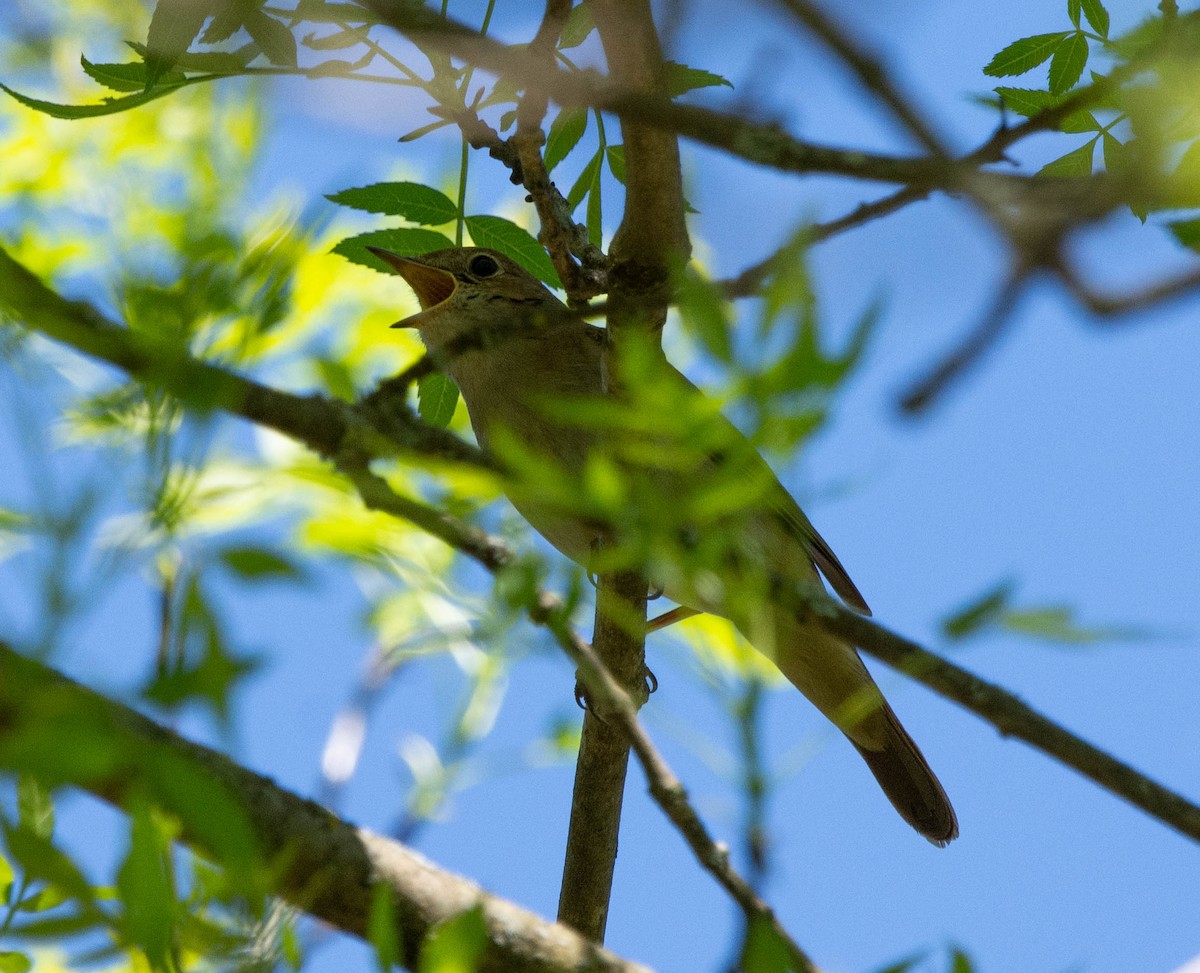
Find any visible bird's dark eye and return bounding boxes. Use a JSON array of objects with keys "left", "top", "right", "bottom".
[{"left": 469, "top": 254, "right": 500, "bottom": 278}]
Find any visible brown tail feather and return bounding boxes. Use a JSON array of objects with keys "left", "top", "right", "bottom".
[{"left": 850, "top": 703, "right": 958, "bottom": 846}]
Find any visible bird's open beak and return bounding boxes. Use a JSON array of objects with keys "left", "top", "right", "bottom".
[{"left": 366, "top": 246, "right": 456, "bottom": 328}]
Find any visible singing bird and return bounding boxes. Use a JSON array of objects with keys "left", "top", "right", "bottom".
[{"left": 368, "top": 244, "right": 957, "bottom": 845}]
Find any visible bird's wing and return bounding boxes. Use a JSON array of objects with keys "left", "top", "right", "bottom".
[{"left": 771, "top": 489, "right": 871, "bottom": 615}]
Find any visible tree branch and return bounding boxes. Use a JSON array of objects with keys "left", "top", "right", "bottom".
[
  {"left": 0, "top": 643, "right": 651, "bottom": 973},
  {"left": 796, "top": 592, "right": 1200, "bottom": 844}
]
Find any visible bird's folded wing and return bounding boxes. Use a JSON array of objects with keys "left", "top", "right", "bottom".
[{"left": 773, "top": 492, "right": 871, "bottom": 615}]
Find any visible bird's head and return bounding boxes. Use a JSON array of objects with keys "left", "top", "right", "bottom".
[{"left": 367, "top": 246, "right": 559, "bottom": 350}]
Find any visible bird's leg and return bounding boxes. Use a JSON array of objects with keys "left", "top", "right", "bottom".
[{"left": 646, "top": 605, "right": 701, "bottom": 632}]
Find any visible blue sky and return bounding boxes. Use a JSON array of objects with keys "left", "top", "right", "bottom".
[{"left": 3, "top": 1, "right": 1200, "bottom": 971}]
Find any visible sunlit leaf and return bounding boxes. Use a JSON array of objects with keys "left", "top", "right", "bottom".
[
  {"left": 463, "top": 215, "right": 561, "bottom": 288},
  {"left": 369, "top": 884, "right": 402, "bottom": 972},
  {"left": 544, "top": 108, "right": 588, "bottom": 172},
  {"left": 0, "top": 953, "right": 32, "bottom": 973},
  {"left": 983, "top": 32, "right": 1068, "bottom": 78},
  {"left": 0, "top": 853, "right": 13, "bottom": 898},
  {"left": 327, "top": 183, "right": 458, "bottom": 224},
  {"left": 419, "top": 905, "right": 487, "bottom": 973}
]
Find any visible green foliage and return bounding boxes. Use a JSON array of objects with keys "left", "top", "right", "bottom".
[
  {"left": 664, "top": 61, "right": 734, "bottom": 97},
  {"left": 419, "top": 904, "right": 487, "bottom": 973},
  {"left": 941, "top": 581, "right": 1144, "bottom": 645},
  {"left": 328, "top": 182, "right": 459, "bottom": 225},
  {"left": 462, "top": 215, "right": 561, "bottom": 287},
  {"left": 544, "top": 107, "right": 589, "bottom": 172},
  {"left": 418, "top": 372, "right": 461, "bottom": 428}
]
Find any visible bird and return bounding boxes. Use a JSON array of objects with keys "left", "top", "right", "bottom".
[{"left": 367, "top": 244, "right": 958, "bottom": 846}]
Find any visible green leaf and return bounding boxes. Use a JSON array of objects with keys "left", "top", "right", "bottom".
[
  {"left": 200, "top": 0, "right": 245, "bottom": 43},
  {"left": 303, "top": 24, "right": 370, "bottom": 49},
  {"left": 1081, "top": 0, "right": 1110, "bottom": 37},
  {"left": 0, "top": 80, "right": 198, "bottom": 120},
  {"left": 677, "top": 266, "right": 733, "bottom": 363},
  {"left": 244, "top": 10, "right": 298, "bottom": 67},
  {"left": 665, "top": 61, "right": 733, "bottom": 97},
  {"left": 544, "top": 108, "right": 588, "bottom": 172},
  {"left": 1000, "top": 607, "right": 1139, "bottom": 644},
  {"left": 559, "top": 2, "right": 595, "bottom": 49},
  {"left": 941, "top": 580, "right": 1015, "bottom": 640},
  {"left": 1068, "top": 0, "right": 1081, "bottom": 27},
  {"left": 417, "top": 373, "right": 460, "bottom": 428},
  {"left": 983, "top": 32, "right": 1068, "bottom": 77},
  {"left": 740, "top": 914, "right": 791, "bottom": 973},
  {"left": 145, "top": 0, "right": 217, "bottom": 86},
  {"left": 0, "top": 953, "right": 32, "bottom": 973},
  {"left": 17, "top": 777, "right": 54, "bottom": 840},
  {"left": 605, "top": 144, "right": 625, "bottom": 184},
  {"left": 419, "top": 905, "right": 487, "bottom": 973},
  {"left": 219, "top": 546, "right": 304, "bottom": 581},
  {"left": 0, "top": 852, "right": 14, "bottom": 897},
  {"left": 585, "top": 159, "right": 602, "bottom": 246},
  {"left": 1167, "top": 218, "right": 1200, "bottom": 251},
  {"left": 368, "top": 884, "right": 402, "bottom": 972},
  {"left": 567, "top": 149, "right": 603, "bottom": 209},
  {"left": 950, "top": 946, "right": 975, "bottom": 973},
  {"left": 326, "top": 182, "right": 458, "bottom": 224},
  {"left": 81, "top": 57, "right": 185, "bottom": 93},
  {"left": 868, "top": 953, "right": 926, "bottom": 973},
  {"left": 1059, "top": 109, "right": 1100, "bottom": 133},
  {"left": 1037, "top": 137, "right": 1096, "bottom": 177},
  {"left": 463, "top": 215, "right": 561, "bottom": 288},
  {"left": 117, "top": 801, "right": 176, "bottom": 970},
  {"left": 2, "top": 827, "right": 92, "bottom": 902},
  {"left": 994, "top": 86, "right": 1057, "bottom": 117},
  {"left": 332, "top": 228, "right": 455, "bottom": 272},
  {"left": 292, "top": 0, "right": 383, "bottom": 23},
  {"left": 1048, "top": 32, "right": 1089, "bottom": 94}
]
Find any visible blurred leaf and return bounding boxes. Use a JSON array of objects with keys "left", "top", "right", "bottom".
[
  {"left": 200, "top": 0, "right": 244, "bottom": 43},
  {"left": 218, "top": 546, "right": 304, "bottom": 581},
  {"left": 677, "top": 266, "right": 733, "bottom": 362},
  {"left": 664, "top": 61, "right": 733, "bottom": 97},
  {"left": 1167, "top": 218, "right": 1200, "bottom": 250},
  {"left": 1000, "top": 606, "right": 1139, "bottom": 644},
  {"left": 81, "top": 57, "right": 186, "bottom": 93},
  {"left": 0, "top": 954, "right": 32, "bottom": 973},
  {"left": 146, "top": 0, "right": 218, "bottom": 86},
  {"left": 544, "top": 108, "right": 588, "bottom": 172},
  {"left": 303, "top": 24, "right": 370, "bottom": 49},
  {"left": 1081, "top": 0, "right": 1110, "bottom": 37},
  {"left": 244, "top": 10, "right": 298, "bottom": 67},
  {"left": 17, "top": 777, "right": 54, "bottom": 840},
  {"left": 2, "top": 827, "right": 93, "bottom": 903},
  {"left": 292, "top": 0, "right": 382, "bottom": 23},
  {"left": 333, "top": 229, "right": 456, "bottom": 272},
  {"left": 369, "top": 883, "right": 402, "bottom": 972},
  {"left": 0, "top": 852, "right": 13, "bottom": 897},
  {"left": 558, "top": 2, "right": 595, "bottom": 48},
  {"left": 950, "top": 947, "right": 975, "bottom": 973},
  {"left": 17, "top": 884, "right": 69, "bottom": 913},
  {"left": 327, "top": 183, "right": 458, "bottom": 224},
  {"left": 1038, "top": 138, "right": 1096, "bottom": 176},
  {"left": 116, "top": 801, "right": 176, "bottom": 969},
  {"left": 419, "top": 905, "right": 487, "bottom": 973},
  {"left": 463, "top": 215, "right": 561, "bottom": 288},
  {"left": 1049, "top": 32, "right": 1089, "bottom": 94},
  {"left": 869, "top": 952, "right": 927, "bottom": 973},
  {"left": 418, "top": 373, "right": 460, "bottom": 428},
  {"left": 984, "top": 32, "right": 1068, "bottom": 77},
  {"left": 942, "top": 580, "right": 1015, "bottom": 640},
  {"left": 740, "top": 913, "right": 791, "bottom": 973}
]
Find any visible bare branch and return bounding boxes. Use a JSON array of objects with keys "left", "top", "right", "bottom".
[
  {"left": 798, "top": 592, "right": 1200, "bottom": 844},
  {"left": 0, "top": 643, "right": 651, "bottom": 973}
]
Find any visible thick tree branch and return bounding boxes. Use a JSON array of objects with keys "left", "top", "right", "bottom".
[{"left": 0, "top": 643, "right": 650, "bottom": 973}]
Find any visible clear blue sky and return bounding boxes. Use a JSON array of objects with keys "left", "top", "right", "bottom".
[{"left": 3, "top": 1, "right": 1199, "bottom": 972}]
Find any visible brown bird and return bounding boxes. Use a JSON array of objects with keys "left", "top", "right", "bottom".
[{"left": 369, "top": 244, "right": 957, "bottom": 845}]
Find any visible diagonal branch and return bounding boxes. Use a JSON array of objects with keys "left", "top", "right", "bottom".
[{"left": 0, "top": 643, "right": 650, "bottom": 973}]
